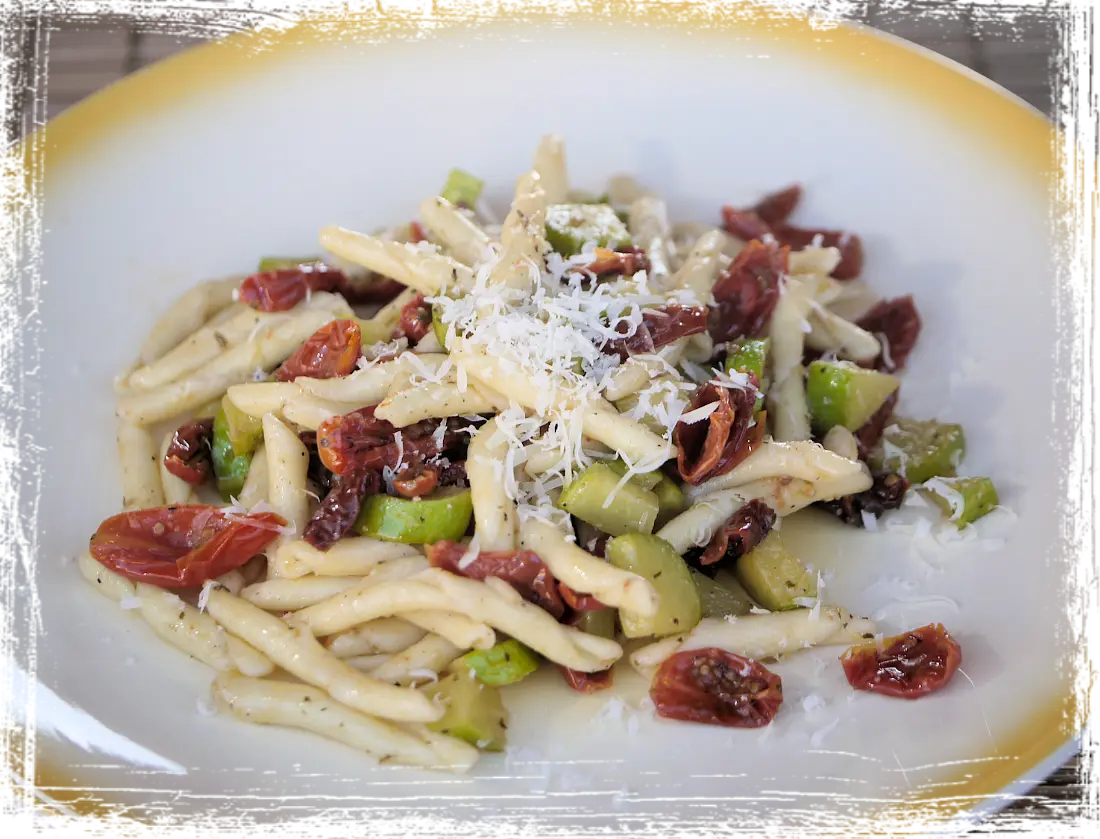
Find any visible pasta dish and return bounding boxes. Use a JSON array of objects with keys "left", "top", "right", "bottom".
[{"left": 79, "top": 135, "right": 998, "bottom": 771}]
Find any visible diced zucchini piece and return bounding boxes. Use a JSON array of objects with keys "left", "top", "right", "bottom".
[
  {"left": 221, "top": 394, "right": 263, "bottom": 457},
  {"left": 358, "top": 318, "right": 396, "bottom": 346},
  {"left": 211, "top": 404, "right": 252, "bottom": 501},
  {"left": 556, "top": 463, "right": 659, "bottom": 537},
  {"left": 355, "top": 488, "right": 473, "bottom": 544},
  {"left": 440, "top": 169, "right": 484, "bottom": 208},
  {"left": 257, "top": 256, "right": 319, "bottom": 272},
  {"left": 713, "top": 570, "right": 761, "bottom": 614},
  {"left": 605, "top": 458, "right": 662, "bottom": 491},
  {"left": 652, "top": 474, "right": 686, "bottom": 529},
  {"left": 605, "top": 533, "right": 701, "bottom": 638},
  {"left": 725, "top": 337, "right": 770, "bottom": 387},
  {"left": 923, "top": 476, "right": 999, "bottom": 528},
  {"left": 423, "top": 671, "right": 507, "bottom": 751},
  {"left": 734, "top": 532, "right": 817, "bottom": 611},
  {"left": 692, "top": 570, "right": 753, "bottom": 619},
  {"left": 806, "top": 360, "right": 900, "bottom": 433},
  {"left": 870, "top": 418, "right": 966, "bottom": 484},
  {"left": 545, "top": 204, "right": 631, "bottom": 257},
  {"left": 573, "top": 608, "right": 617, "bottom": 639},
  {"left": 452, "top": 640, "right": 540, "bottom": 686}
]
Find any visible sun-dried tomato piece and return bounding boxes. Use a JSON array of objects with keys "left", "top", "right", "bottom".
[
  {"left": 559, "top": 583, "right": 609, "bottom": 612},
  {"left": 585, "top": 245, "right": 651, "bottom": 279},
  {"left": 857, "top": 295, "right": 922, "bottom": 373},
  {"left": 275, "top": 319, "right": 362, "bottom": 382},
  {"left": 720, "top": 206, "right": 773, "bottom": 243},
  {"left": 303, "top": 468, "right": 380, "bottom": 551},
  {"left": 426, "top": 540, "right": 565, "bottom": 619},
  {"left": 817, "top": 472, "right": 909, "bottom": 527},
  {"left": 606, "top": 304, "right": 709, "bottom": 360},
  {"left": 841, "top": 623, "right": 962, "bottom": 699},
  {"left": 559, "top": 665, "right": 614, "bottom": 693},
  {"left": 238, "top": 264, "right": 345, "bottom": 312},
  {"left": 163, "top": 418, "right": 214, "bottom": 486},
  {"left": 317, "top": 408, "right": 465, "bottom": 477},
  {"left": 674, "top": 382, "right": 764, "bottom": 485},
  {"left": 299, "top": 430, "right": 334, "bottom": 492},
  {"left": 721, "top": 191, "right": 862, "bottom": 280},
  {"left": 853, "top": 390, "right": 899, "bottom": 458},
  {"left": 651, "top": 647, "right": 783, "bottom": 727},
  {"left": 436, "top": 460, "right": 468, "bottom": 488},
  {"left": 393, "top": 462, "right": 441, "bottom": 499},
  {"left": 753, "top": 184, "right": 803, "bottom": 227},
  {"left": 708, "top": 239, "right": 787, "bottom": 343},
  {"left": 773, "top": 225, "right": 864, "bottom": 280},
  {"left": 90, "top": 506, "right": 285, "bottom": 588},
  {"left": 396, "top": 294, "right": 433, "bottom": 343},
  {"left": 699, "top": 500, "right": 776, "bottom": 567}
]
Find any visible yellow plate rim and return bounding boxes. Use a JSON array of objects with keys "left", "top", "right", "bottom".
[{"left": 16, "top": 1, "right": 1073, "bottom": 830}]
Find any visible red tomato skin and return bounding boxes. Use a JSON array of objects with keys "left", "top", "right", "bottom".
[
  {"left": 275, "top": 319, "right": 362, "bottom": 382},
  {"left": 840, "top": 623, "right": 962, "bottom": 699},
  {"left": 238, "top": 265, "right": 344, "bottom": 312},
  {"left": 89, "top": 506, "right": 285, "bottom": 588},
  {"left": 650, "top": 647, "right": 783, "bottom": 728},
  {"left": 559, "top": 666, "right": 614, "bottom": 693}
]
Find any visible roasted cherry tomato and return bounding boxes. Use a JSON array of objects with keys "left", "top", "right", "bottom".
[
  {"left": 397, "top": 294, "right": 433, "bottom": 342},
  {"left": 238, "top": 264, "right": 345, "bottom": 312},
  {"left": 275, "top": 319, "right": 362, "bottom": 382},
  {"left": 840, "top": 623, "right": 961, "bottom": 699},
  {"left": 89, "top": 505, "right": 285, "bottom": 588},
  {"left": 856, "top": 295, "right": 922, "bottom": 373},
  {"left": 559, "top": 666, "right": 614, "bottom": 693},
  {"left": 674, "top": 382, "right": 764, "bottom": 485},
  {"left": 708, "top": 239, "right": 786, "bottom": 343},
  {"left": 650, "top": 647, "right": 783, "bottom": 727}
]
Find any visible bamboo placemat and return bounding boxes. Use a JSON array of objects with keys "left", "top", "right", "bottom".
[{"left": 0, "top": 1, "right": 1095, "bottom": 839}]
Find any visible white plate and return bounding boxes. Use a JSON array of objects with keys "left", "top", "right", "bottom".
[{"left": 18, "top": 7, "right": 1074, "bottom": 832}]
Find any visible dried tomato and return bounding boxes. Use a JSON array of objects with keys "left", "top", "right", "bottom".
[
  {"left": 651, "top": 647, "right": 783, "bottom": 727},
  {"left": 774, "top": 225, "right": 864, "bottom": 280},
  {"left": 856, "top": 296, "right": 922, "bottom": 373},
  {"left": 606, "top": 304, "right": 709, "bottom": 360},
  {"left": 163, "top": 418, "right": 214, "bottom": 486},
  {"left": 317, "top": 408, "right": 464, "bottom": 477},
  {"left": 396, "top": 294, "right": 433, "bottom": 343},
  {"left": 559, "top": 666, "right": 614, "bottom": 693},
  {"left": 817, "top": 472, "right": 909, "bottom": 527},
  {"left": 841, "top": 623, "right": 961, "bottom": 699},
  {"left": 708, "top": 239, "right": 787, "bottom": 343},
  {"left": 752, "top": 184, "right": 802, "bottom": 227},
  {"left": 303, "top": 468, "right": 380, "bottom": 551},
  {"left": 721, "top": 190, "right": 862, "bottom": 280},
  {"left": 436, "top": 460, "right": 469, "bottom": 488},
  {"left": 699, "top": 500, "right": 776, "bottom": 567},
  {"left": 426, "top": 540, "right": 565, "bottom": 619},
  {"left": 560, "top": 583, "right": 609, "bottom": 612},
  {"left": 852, "top": 390, "right": 899, "bottom": 458},
  {"left": 89, "top": 505, "right": 285, "bottom": 588},
  {"left": 720, "top": 206, "right": 773, "bottom": 243},
  {"left": 299, "top": 430, "right": 333, "bottom": 491},
  {"left": 275, "top": 319, "right": 362, "bottom": 382},
  {"left": 238, "top": 264, "right": 345, "bottom": 312},
  {"left": 584, "top": 246, "right": 651, "bottom": 279},
  {"left": 392, "top": 462, "right": 440, "bottom": 499},
  {"left": 674, "top": 382, "right": 764, "bottom": 485}
]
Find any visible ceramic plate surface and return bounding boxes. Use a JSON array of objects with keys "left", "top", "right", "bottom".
[{"left": 20, "top": 7, "right": 1074, "bottom": 832}]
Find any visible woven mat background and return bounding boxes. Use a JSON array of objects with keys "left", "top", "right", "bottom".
[{"left": 0, "top": 0, "right": 1095, "bottom": 835}]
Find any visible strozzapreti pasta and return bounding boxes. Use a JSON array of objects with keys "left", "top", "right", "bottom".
[{"left": 80, "top": 135, "right": 995, "bottom": 772}]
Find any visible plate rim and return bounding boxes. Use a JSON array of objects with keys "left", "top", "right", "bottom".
[{"left": 17, "top": 2, "right": 1074, "bottom": 830}]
